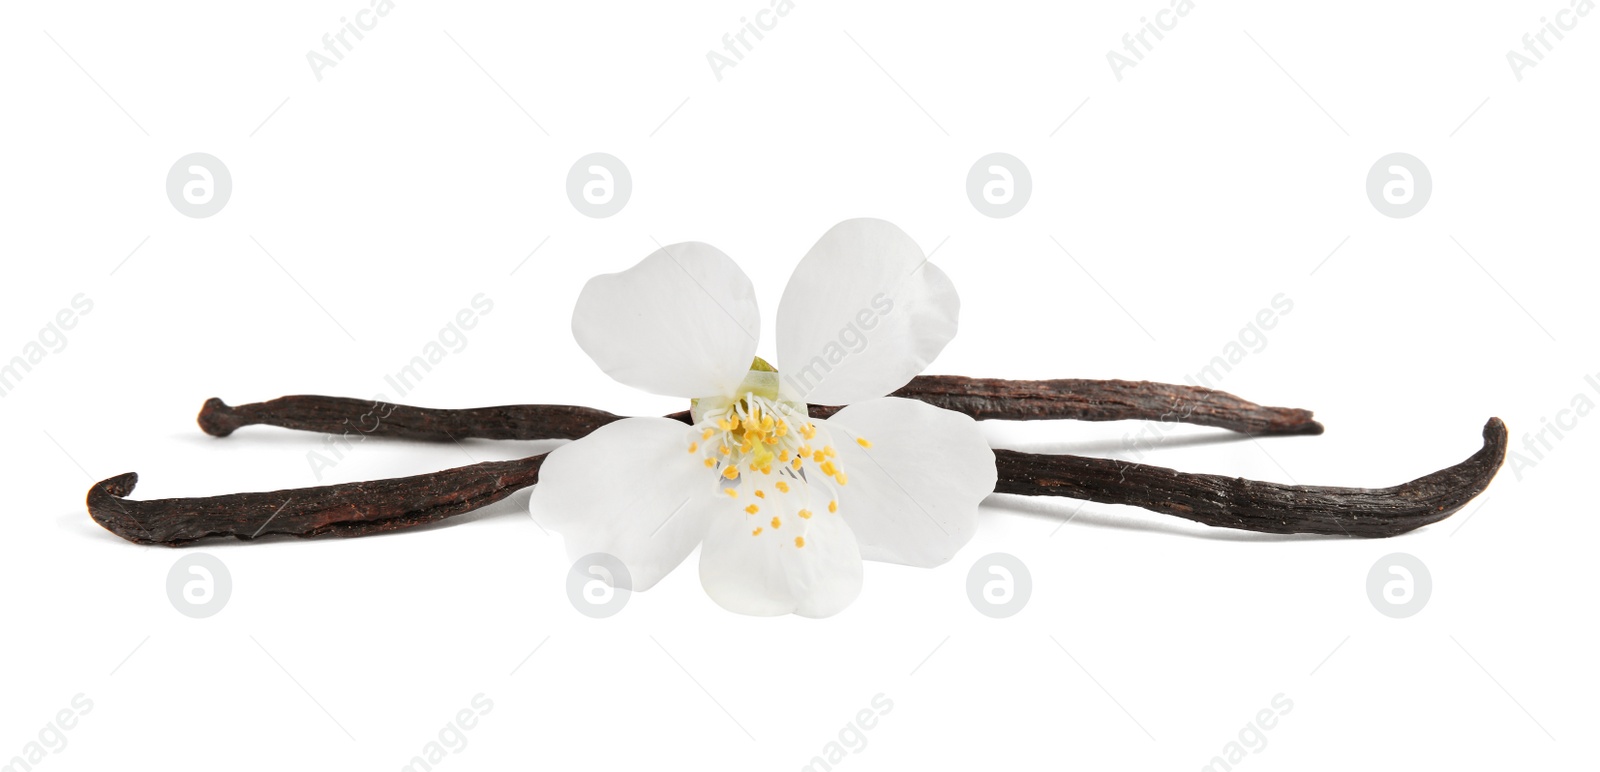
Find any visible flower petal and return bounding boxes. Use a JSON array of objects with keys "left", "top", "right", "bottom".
[
  {"left": 528, "top": 417, "right": 717, "bottom": 591},
  {"left": 822, "top": 397, "right": 996, "bottom": 567},
  {"left": 775, "top": 218, "right": 958, "bottom": 405},
  {"left": 573, "top": 242, "right": 760, "bottom": 399},
  {"left": 698, "top": 481, "right": 863, "bottom": 617}
]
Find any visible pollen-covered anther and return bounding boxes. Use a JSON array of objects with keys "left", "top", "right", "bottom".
[
  {"left": 794, "top": 536, "right": 805, "bottom": 548},
  {"left": 770, "top": 516, "right": 781, "bottom": 529},
  {"left": 745, "top": 504, "right": 760, "bottom": 515},
  {"left": 856, "top": 437, "right": 872, "bottom": 448},
  {"left": 828, "top": 500, "right": 838, "bottom": 513},
  {"left": 798, "top": 509, "right": 812, "bottom": 519}
]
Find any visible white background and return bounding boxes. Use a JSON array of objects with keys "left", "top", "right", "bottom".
[{"left": 2, "top": 1, "right": 1596, "bottom": 769}]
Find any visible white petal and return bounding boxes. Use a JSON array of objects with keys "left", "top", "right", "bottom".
[
  {"left": 573, "top": 242, "right": 760, "bottom": 399},
  {"left": 775, "top": 218, "right": 959, "bottom": 405},
  {"left": 698, "top": 480, "right": 863, "bottom": 618},
  {"left": 822, "top": 397, "right": 996, "bottom": 567},
  {"left": 528, "top": 417, "right": 718, "bottom": 591}
]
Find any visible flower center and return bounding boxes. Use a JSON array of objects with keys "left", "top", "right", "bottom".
[{"left": 686, "top": 363, "right": 864, "bottom": 547}]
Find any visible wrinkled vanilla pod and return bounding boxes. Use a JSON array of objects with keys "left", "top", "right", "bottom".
[
  {"left": 197, "top": 376, "right": 1323, "bottom": 441},
  {"left": 88, "top": 456, "right": 545, "bottom": 546},
  {"left": 993, "top": 418, "right": 1507, "bottom": 538},
  {"left": 88, "top": 394, "right": 1503, "bottom": 544}
]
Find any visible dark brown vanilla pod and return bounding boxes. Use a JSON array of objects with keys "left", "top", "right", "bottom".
[
  {"left": 196, "top": 376, "right": 1322, "bottom": 442},
  {"left": 199, "top": 396, "right": 623, "bottom": 441},
  {"left": 86, "top": 419, "right": 1503, "bottom": 546},
  {"left": 993, "top": 418, "right": 1506, "bottom": 538},
  {"left": 880, "top": 376, "right": 1323, "bottom": 435},
  {"left": 88, "top": 455, "right": 545, "bottom": 546}
]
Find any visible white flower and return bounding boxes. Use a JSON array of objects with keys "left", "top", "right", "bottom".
[{"left": 529, "top": 218, "right": 997, "bottom": 617}]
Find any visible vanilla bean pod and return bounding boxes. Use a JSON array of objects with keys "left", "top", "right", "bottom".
[
  {"left": 994, "top": 419, "right": 1507, "bottom": 537},
  {"left": 88, "top": 456, "right": 545, "bottom": 546},
  {"left": 199, "top": 396, "right": 621, "bottom": 441},
  {"left": 86, "top": 418, "right": 1502, "bottom": 545},
  {"left": 196, "top": 376, "right": 1322, "bottom": 441}
]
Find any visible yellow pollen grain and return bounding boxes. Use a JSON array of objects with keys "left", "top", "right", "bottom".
[
  {"left": 725, "top": 488, "right": 739, "bottom": 498},
  {"left": 813, "top": 451, "right": 826, "bottom": 463},
  {"left": 704, "top": 458, "right": 716, "bottom": 468},
  {"left": 770, "top": 516, "right": 781, "bottom": 529},
  {"left": 856, "top": 437, "right": 872, "bottom": 448},
  {"left": 745, "top": 504, "right": 760, "bottom": 515},
  {"left": 794, "top": 536, "right": 805, "bottom": 548},
  {"left": 836, "top": 472, "right": 848, "bottom": 486},
  {"left": 798, "top": 509, "right": 812, "bottom": 519},
  {"left": 718, "top": 418, "right": 732, "bottom": 431},
  {"left": 775, "top": 481, "right": 790, "bottom": 493},
  {"left": 754, "top": 490, "right": 766, "bottom": 499},
  {"left": 828, "top": 500, "right": 838, "bottom": 513},
  {"left": 688, "top": 442, "right": 698, "bottom": 453},
  {"left": 722, "top": 465, "right": 740, "bottom": 480},
  {"left": 719, "top": 445, "right": 731, "bottom": 455},
  {"left": 752, "top": 527, "right": 762, "bottom": 536},
  {"left": 791, "top": 458, "right": 803, "bottom": 470},
  {"left": 702, "top": 428, "right": 715, "bottom": 440},
  {"left": 824, "top": 445, "right": 836, "bottom": 458}
]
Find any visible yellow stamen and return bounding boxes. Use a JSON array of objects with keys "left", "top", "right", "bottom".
[
  {"left": 725, "top": 488, "right": 739, "bottom": 498},
  {"left": 824, "top": 445, "right": 836, "bottom": 458},
  {"left": 702, "top": 428, "right": 715, "bottom": 440},
  {"left": 722, "top": 465, "right": 740, "bottom": 480},
  {"left": 794, "top": 536, "right": 805, "bottom": 548},
  {"left": 828, "top": 500, "right": 838, "bottom": 513},
  {"left": 798, "top": 509, "right": 812, "bottom": 519},
  {"left": 752, "top": 527, "right": 762, "bottom": 536},
  {"left": 775, "top": 481, "right": 790, "bottom": 493},
  {"left": 770, "top": 516, "right": 781, "bottom": 529},
  {"left": 688, "top": 442, "right": 698, "bottom": 453},
  {"left": 754, "top": 490, "right": 765, "bottom": 499},
  {"left": 704, "top": 458, "right": 716, "bottom": 468},
  {"left": 745, "top": 504, "right": 760, "bottom": 515},
  {"left": 856, "top": 437, "right": 872, "bottom": 448},
  {"left": 835, "top": 472, "right": 848, "bottom": 486}
]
